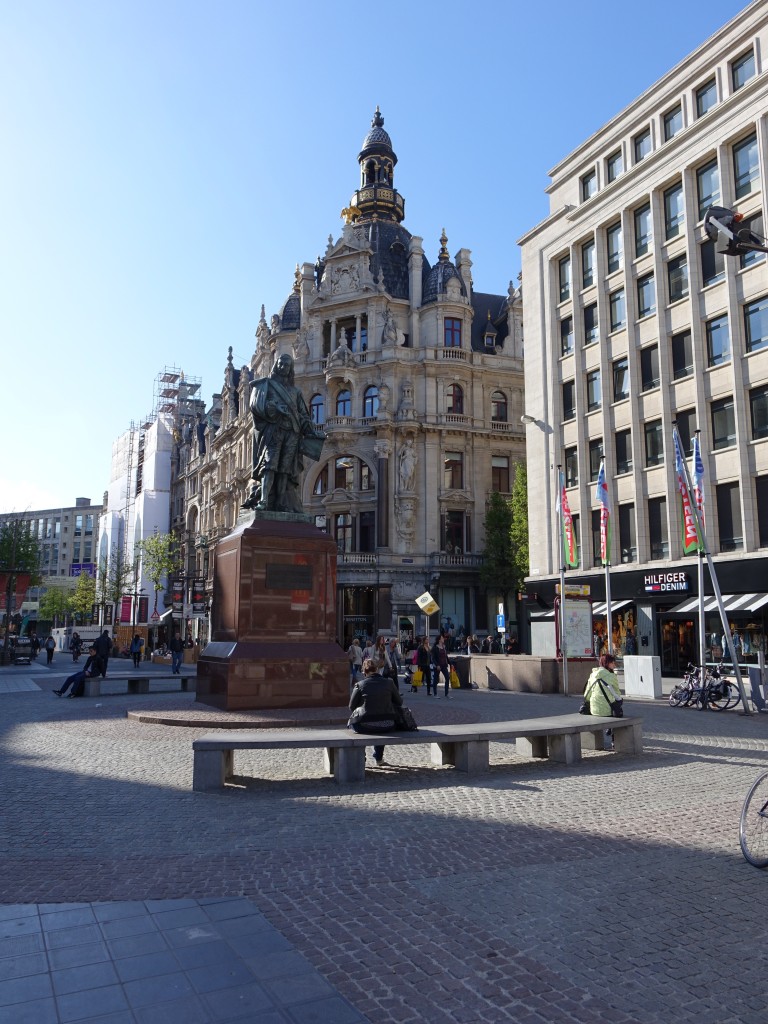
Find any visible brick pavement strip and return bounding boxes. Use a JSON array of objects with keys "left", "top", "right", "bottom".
[{"left": 1, "top": 680, "right": 768, "bottom": 1022}]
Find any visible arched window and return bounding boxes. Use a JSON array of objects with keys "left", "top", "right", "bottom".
[
  {"left": 313, "top": 465, "right": 328, "bottom": 495},
  {"left": 491, "top": 390, "right": 508, "bottom": 422},
  {"left": 363, "top": 386, "right": 379, "bottom": 418},
  {"left": 447, "top": 383, "right": 464, "bottom": 415},
  {"left": 336, "top": 390, "right": 351, "bottom": 417},
  {"left": 310, "top": 394, "right": 325, "bottom": 425}
]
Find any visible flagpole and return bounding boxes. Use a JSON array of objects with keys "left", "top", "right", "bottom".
[
  {"left": 695, "top": 431, "right": 706, "bottom": 674},
  {"left": 597, "top": 459, "right": 613, "bottom": 656},
  {"left": 556, "top": 463, "right": 569, "bottom": 697},
  {"left": 674, "top": 427, "right": 750, "bottom": 714}
]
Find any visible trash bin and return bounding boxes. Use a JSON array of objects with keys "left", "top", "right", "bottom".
[
  {"left": 448, "top": 655, "right": 471, "bottom": 689},
  {"left": 623, "top": 656, "right": 662, "bottom": 698}
]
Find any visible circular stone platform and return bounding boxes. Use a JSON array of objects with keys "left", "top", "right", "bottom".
[{"left": 127, "top": 701, "right": 350, "bottom": 729}]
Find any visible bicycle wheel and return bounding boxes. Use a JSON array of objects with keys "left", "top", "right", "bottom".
[
  {"left": 740, "top": 771, "right": 768, "bottom": 867},
  {"left": 708, "top": 684, "right": 729, "bottom": 710},
  {"left": 669, "top": 686, "right": 687, "bottom": 707}
]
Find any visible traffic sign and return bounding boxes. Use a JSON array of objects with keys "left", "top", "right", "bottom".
[{"left": 415, "top": 591, "right": 440, "bottom": 615}]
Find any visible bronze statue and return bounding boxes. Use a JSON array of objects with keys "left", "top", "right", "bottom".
[{"left": 244, "top": 353, "right": 324, "bottom": 514}]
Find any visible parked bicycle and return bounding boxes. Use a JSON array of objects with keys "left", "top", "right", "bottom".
[
  {"left": 668, "top": 662, "right": 739, "bottom": 711},
  {"left": 740, "top": 770, "right": 768, "bottom": 867}
]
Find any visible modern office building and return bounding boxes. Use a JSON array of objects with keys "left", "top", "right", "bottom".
[
  {"left": 519, "top": 1, "right": 768, "bottom": 672},
  {"left": 176, "top": 109, "right": 525, "bottom": 647}
]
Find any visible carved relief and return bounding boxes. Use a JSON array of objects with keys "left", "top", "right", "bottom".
[
  {"left": 395, "top": 497, "right": 417, "bottom": 552},
  {"left": 331, "top": 265, "right": 360, "bottom": 294}
]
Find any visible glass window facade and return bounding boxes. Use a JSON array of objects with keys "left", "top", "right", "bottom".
[
  {"left": 336, "top": 390, "right": 351, "bottom": 416},
  {"left": 444, "top": 317, "right": 462, "bottom": 347},
  {"left": 675, "top": 408, "right": 696, "bottom": 456},
  {"left": 559, "top": 256, "right": 571, "bottom": 301},
  {"left": 588, "top": 439, "right": 603, "bottom": 482},
  {"left": 586, "top": 370, "right": 601, "bottom": 411},
  {"left": 645, "top": 420, "right": 664, "bottom": 466},
  {"left": 740, "top": 212, "right": 765, "bottom": 270},
  {"left": 745, "top": 296, "right": 768, "bottom": 354},
  {"left": 581, "top": 170, "right": 597, "bottom": 201},
  {"left": 491, "top": 391, "right": 507, "bottom": 422},
  {"left": 637, "top": 274, "right": 656, "bottom": 318},
  {"left": 716, "top": 482, "right": 742, "bottom": 551},
  {"left": 696, "top": 159, "right": 720, "bottom": 219},
  {"left": 443, "top": 452, "right": 464, "bottom": 489},
  {"left": 732, "top": 49, "right": 755, "bottom": 91},
  {"left": 582, "top": 240, "right": 595, "bottom": 288},
  {"left": 701, "top": 239, "right": 725, "bottom": 287},
  {"left": 634, "top": 128, "right": 651, "bottom": 163},
  {"left": 640, "top": 345, "right": 660, "bottom": 391},
  {"left": 610, "top": 289, "right": 626, "bottom": 331},
  {"left": 562, "top": 380, "right": 575, "bottom": 421},
  {"left": 664, "top": 105, "right": 683, "bottom": 140},
  {"left": 616, "top": 429, "right": 632, "bottom": 474},
  {"left": 584, "top": 303, "right": 598, "bottom": 345},
  {"left": 750, "top": 385, "right": 768, "bottom": 440},
  {"left": 634, "top": 203, "right": 651, "bottom": 257},
  {"left": 734, "top": 134, "right": 759, "bottom": 199},
  {"left": 560, "top": 316, "right": 574, "bottom": 355},
  {"left": 706, "top": 315, "right": 730, "bottom": 366},
  {"left": 619, "top": 504, "right": 636, "bottom": 563},
  {"left": 649, "top": 497, "right": 669, "bottom": 558},
  {"left": 363, "top": 386, "right": 379, "bottom": 418},
  {"left": 711, "top": 397, "right": 736, "bottom": 450},
  {"left": 613, "top": 358, "right": 629, "bottom": 402},
  {"left": 607, "top": 222, "right": 623, "bottom": 273},
  {"left": 565, "top": 447, "right": 578, "bottom": 487},
  {"left": 664, "top": 183, "right": 684, "bottom": 239},
  {"left": 491, "top": 456, "right": 510, "bottom": 493},
  {"left": 696, "top": 78, "right": 717, "bottom": 117},
  {"left": 607, "top": 150, "right": 623, "bottom": 183},
  {"left": 668, "top": 255, "right": 688, "bottom": 303}
]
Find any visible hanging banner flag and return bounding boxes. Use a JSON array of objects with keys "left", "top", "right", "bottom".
[
  {"left": 672, "top": 428, "right": 700, "bottom": 554},
  {"left": 691, "top": 435, "right": 706, "bottom": 543},
  {"left": 556, "top": 471, "right": 578, "bottom": 567},
  {"left": 594, "top": 460, "right": 612, "bottom": 565}
]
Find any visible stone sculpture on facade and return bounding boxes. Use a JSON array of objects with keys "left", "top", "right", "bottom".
[
  {"left": 243, "top": 353, "right": 324, "bottom": 514},
  {"left": 381, "top": 305, "right": 398, "bottom": 345},
  {"left": 398, "top": 438, "right": 417, "bottom": 492}
]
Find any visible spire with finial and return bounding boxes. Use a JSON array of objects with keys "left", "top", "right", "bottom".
[
  {"left": 351, "top": 107, "right": 404, "bottom": 223},
  {"left": 438, "top": 228, "right": 450, "bottom": 262},
  {"left": 293, "top": 264, "right": 301, "bottom": 292}
]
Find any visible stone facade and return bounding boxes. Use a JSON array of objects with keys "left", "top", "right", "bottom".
[{"left": 175, "top": 109, "right": 524, "bottom": 647}]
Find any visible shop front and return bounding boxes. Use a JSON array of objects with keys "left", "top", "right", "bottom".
[{"left": 662, "top": 593, "right": 768, "bottom": 670}]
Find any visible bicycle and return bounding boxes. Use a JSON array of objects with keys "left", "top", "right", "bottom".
[
  {"left": 668, "top": 662, "right": 738, "bottom": 711},
  {"left": 740, "top": 770, "right": 768, "bottom": 867}
]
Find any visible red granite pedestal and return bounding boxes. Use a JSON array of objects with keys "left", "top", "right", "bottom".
[{"left": 196, "top": 514, "right": 348, "bottom": 711}]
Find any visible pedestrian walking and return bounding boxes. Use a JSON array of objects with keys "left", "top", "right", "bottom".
[
  {"left": 417, "top": 635, "right": 433, "bottom": 695},
  {"left": 129, "top": 634, "right": 143, "bottom": 668},
  {"left": 347, "top": 637, "right": 363, "bottom": 685},
  {"left": 44, "top": 635, "right": 56, "bottom": 665},
  {"left": 431, "top": 634, "right": 452, "bottom": 698},
  {"left": 169, "top": 631, "right": 184, "bottom": 675},
  {"left": 93, "top": 630, "right": 112, "bottom": 677}
]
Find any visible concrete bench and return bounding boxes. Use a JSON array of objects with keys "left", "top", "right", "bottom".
[
  {"left": 82, "top": 675, "right": 194, "bottom": 697},
  {"left": 192, "top": 713, "right": 642, "bottom": 791}
]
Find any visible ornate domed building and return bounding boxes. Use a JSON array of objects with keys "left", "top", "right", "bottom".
[{"left": 176, "top": 108, "right": 525, "bottom": 646}]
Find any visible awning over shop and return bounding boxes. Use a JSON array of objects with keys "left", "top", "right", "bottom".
[
  {"left": 591, "top": 600, "right": 633, "bottom": 616},
  {"left": 666, "top": 593, "right": 768, "bottom": 615}
]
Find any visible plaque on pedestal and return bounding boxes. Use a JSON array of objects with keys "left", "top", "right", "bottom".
[{"left": 196, "top": 514, "right": 348, "bottom": 710}]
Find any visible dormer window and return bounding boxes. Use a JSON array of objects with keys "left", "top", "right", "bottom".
[{"left": 484, "top": 311, "right": 498, "bottom": 349}]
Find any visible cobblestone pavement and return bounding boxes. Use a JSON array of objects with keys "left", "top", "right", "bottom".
[{"left": 1, "top": 666, "right": 767, "bottom": 1022}]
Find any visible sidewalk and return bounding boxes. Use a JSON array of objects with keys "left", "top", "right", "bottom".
[{"left": 1, "top": 674, "right": 768, "bottom": 1022}]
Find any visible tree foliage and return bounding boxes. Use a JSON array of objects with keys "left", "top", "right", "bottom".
[
  {"left": 508, "top": 461, "right": 529, "bottom": 595},
  {"left": 70, "top": 571, "right": 97, "bottom": 623},
  {"left": 0, "top": 519, "right": 41, "bottom": 579},
  {"left": 38, "top": 582, "right": 75, "bottom": 627},
  {"left": 480, "top": 462, "right": 530, "bottom": 620},
  {"left": 140, "top": 533, "right": 179, "bottom": 610}
]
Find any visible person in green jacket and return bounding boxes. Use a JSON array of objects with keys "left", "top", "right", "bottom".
[{"left": 583, "top": 653, "right": 622, "bottom": 716}]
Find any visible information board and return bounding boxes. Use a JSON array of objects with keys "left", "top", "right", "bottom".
[{"left": 555, "top": 597, "right": 593, "bottom": 657}]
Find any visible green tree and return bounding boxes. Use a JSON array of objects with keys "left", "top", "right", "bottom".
[
  {"left": 96, "top": 548, "right": 133, "bottom": 625},
  {"left": 70, "top": 571, "right": 97, "bottom": 624},
  {"left": 0, "top": 518, "right": 41, "bottom": 661},
  {"left": 509, "top": 461, "right": 529, "bottom": 595},
  {"left": 38, "top": 581, "right": 75, "bottom": 628},
  {"left": 140, "top": 533, "right": 179, "bottom": 614},
  {"left": 480, "top": 491, "right": 515, "bottom": 628}
]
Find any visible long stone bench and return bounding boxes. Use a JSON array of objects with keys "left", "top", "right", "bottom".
[
  {"left": 82, "top": 675, "right": 195, "bottom": 697},
  {"left": 192, "top": 713, "right": 642, "bottom": 791}
]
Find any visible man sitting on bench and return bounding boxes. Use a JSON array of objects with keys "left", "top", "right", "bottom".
[
  {"left": 348, "top": 658, "right": 403, "bottom": 767},
  {"left": 54, "top": 646, "right": 104, "bottom": 698}
]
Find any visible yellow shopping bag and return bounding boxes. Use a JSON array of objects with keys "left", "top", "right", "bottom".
[
  {"left": 449, "top": 668, "right": 460, "bottom": 689},
  {"left": 411, "top": 669, "right": 423, "bottom": 686}
]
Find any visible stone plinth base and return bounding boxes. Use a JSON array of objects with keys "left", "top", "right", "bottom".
[
  {"left": 470, "top": 655, "right": 594, "bottom": 695},
  {"left": 196, "top": 516, "right": 348, "bottom": 711}
]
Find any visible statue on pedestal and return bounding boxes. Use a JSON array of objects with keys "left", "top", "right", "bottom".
[{"left": 243, "top": 353, "right": 324, "bottom": 514}]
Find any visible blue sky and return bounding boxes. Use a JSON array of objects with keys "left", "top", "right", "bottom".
[{"left": 0, "top": 0, "right": 749, "bottom": 513}]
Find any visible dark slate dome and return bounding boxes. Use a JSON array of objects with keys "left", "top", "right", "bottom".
[
  {"left": 359, "top": 106, "right": 396, "bottom": 162},
  {"left": 280, "top": 291, "right": 301, "bottom": 331},
  {"left": 422, "top": 230, "right": 467, "bottom": 304},
  {"left": 366, "top": 220, "right": 431, "bottom": 300}
]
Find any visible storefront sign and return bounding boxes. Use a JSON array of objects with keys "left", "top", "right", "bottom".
[
  {"left": 557, "top": 584, "right": 591, "bottom": 597},
  {"left": 644, "top": 572, "right": 689, "bottom": 593}
]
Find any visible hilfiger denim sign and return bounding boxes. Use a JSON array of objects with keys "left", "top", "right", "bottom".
[{"left": 644, "top": 572, "right": 689, "bottom": 593}]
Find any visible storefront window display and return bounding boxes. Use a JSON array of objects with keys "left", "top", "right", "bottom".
[{"left": 592, "top": 606, "right": 637, "bottom": 659}]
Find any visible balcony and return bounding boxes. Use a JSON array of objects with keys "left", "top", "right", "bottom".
[
  {"left": 438, "top": 348, "right": 468, "bottom": 361},
  {"left": 491, "top": 421, "right": 513, "bottom": 433},
  {"left": 324, "top": 416, "right": 357, "bottom": 430},
  {"left": 435, "top": 552, "right": 483, "bottom": 568},
  {"left": 338, "top": 552, "right": 378, "bottom": 566}
]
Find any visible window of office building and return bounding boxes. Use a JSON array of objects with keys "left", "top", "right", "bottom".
[
  {"left": 675, "top": 408, "right": 696, "bottom": 456},
  {"left": 441, "top": 510, "right": 468, "bottom": 554},
  {"left": 491, "top": 456, "right": 510, "bottom": 494},
  {"left": 607, "top": 222, "right": 623, "bottom": 273},
  {"left": 560, "top": 316, "right": 574, "bottom": 355},
  {"left": 336, "top": 390, "right": 351, "bottom": 416},
  {"left": 645, "top": 420, "right": 664, "bottom": 466},
  {"left": 582, "top": 239, "right": 595, "bottom": 288},
  {"left": 610, "top": 289, "right": 626, "bottom": 331},
  {"left": 745, "top": 296, "right": 768, "bottom": 353},
  {"left": 619, "top": 504, "right": 637, "bottom": 562},
  {"left": 587, "top": 369, "right": 601, "bottom": 411},
  {"left": 74, "top": 515, "right": 83, "bottom": 537},
  {"left": 613, "top": 357, "right": 629, "bottom": 401},
  {"left": 734, "top": 134, "right": 759, "bottom": 199},
  {"left": 732, "top": 49, "right": 755, "bottom": 91},
  {"left": 363, "top": 386, "right": 379, "bottom": 419},
  {"left": 559, "top": 256, "right": 571, "bottom": 301},
  {"left": 562, "top": 380, "right": 575, "bottom": 421},
  {"left": 711, "top": 397, "right": 736, "bottom": 450},
  {"left": 565, "top": 446, "right": 578, "bottom": 487},
  {"left": 664, "top": 105, "right": 683, "bottom": 141},
  {"left": 444, "top": 451, "right": 464, "bottom": 489},
  {"left": 444, "top": 317, "right": 462, "bottom": 347},
  {"left": 641, "top": 345, "right": 660, "bottom": 391},
  {"left": 634, "top": 203, "right": 651, "bottom": 257},
  {"left": 616, "top": 429, "right": 632, "bottom": 474},
  {"left": 648, "top": 497, "right": 669, "bottom": 558},
  {"left": 668, "top": 255, "right": 689, "bottom": 302},
  {"left": 706, "top": 315, "right": 730, "bottom": 366},
  {"left": 334, "top": 513, "right": 353, "bottom": 553},
  {"left": 701, "top": 239, "right": 725, "bottom": 287},
  {"left": 664, "top": 182, "right": 685, "bottom": 239},
  {"left": 584, "top": 303, "right": 598, "bottom": 345},
  {"left": 634, "top": 128, "right": 652, "bottom": 163},
  {"left": 447, "top": 383, "right": 464, "bottom": 415},
  {"left": 716, "top": 482, "right": 742, "bottom": 551},
  {"left": 757, "top": 476, "right": 768, "bottom": 547},
  {"left": 740, "top": 212, "right": 765, "bottom": 270},
  {"left": 697, "top": 159, "right": 720, "bottom": 218},
  {"left": 750, "top": 385, "right": 768, "bottom": 440},
  {"left": 491, "top": 391, "right": 507, "bottom": 422},
  {"left": 607, "top": 150, "right": 623, "bottom": 183},
  {"left": 310, "top": 394, "right": 325, "bottom": 425},
  {"left": 696, "top": 78, "right": 718, "bottom": 117},
  {"left": 581, "top": 170, "right": 597, "bottom": 201},
  {"left": 589, "top": 438, "right": 603, "bottom": 482},
  {"left": 637, "top": 273, "right": 656, "bottom": 318}
]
